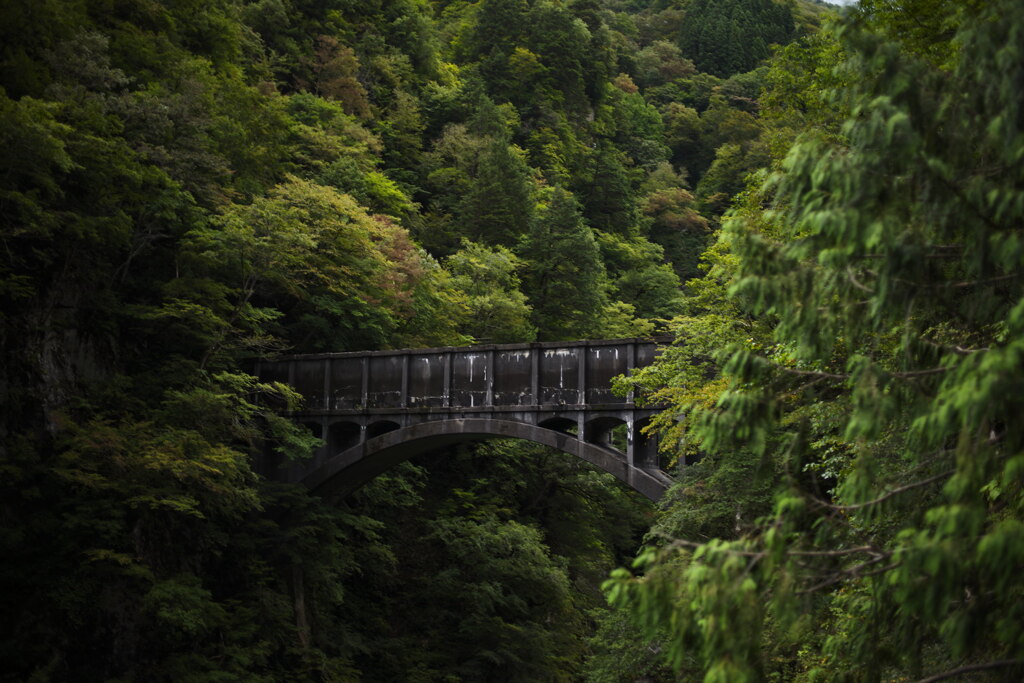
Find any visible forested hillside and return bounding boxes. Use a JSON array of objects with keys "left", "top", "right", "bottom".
[
  {"left": 602, "top": 0, "right": 1024, "bottom": 681},
  {"left": 3, "top": 0, "right": 1021, "bottom": 681}
]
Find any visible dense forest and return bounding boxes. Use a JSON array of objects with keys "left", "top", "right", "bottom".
[{"left": 2, "top": 0, "right": 1023, "bottom": 681}]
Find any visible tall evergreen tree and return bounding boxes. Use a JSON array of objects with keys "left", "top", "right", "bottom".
[
  {"left": 581, "top": 143, "right": 641, "bottom": 237},
  {"left": 525, "top": 0, "right": 592, "bottom": 112},
  {"left": 458, "top": 136, "right": 536, "bottom": 247},
  {"left": 520, "top": 188, "right": 606, "bottom": 341}
]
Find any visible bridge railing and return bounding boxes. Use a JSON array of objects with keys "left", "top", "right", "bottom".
[{"left": 257, "top": 338, "right": 664, "bottom": 414}]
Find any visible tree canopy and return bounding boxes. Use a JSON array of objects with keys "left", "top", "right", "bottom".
[{"left": 604, "top": 1, "right": 1024, "bottom": 680}]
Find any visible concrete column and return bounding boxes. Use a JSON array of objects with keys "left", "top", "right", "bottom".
[
  {"left": 360, "top": 356, "right": 369, "bottom": 408},
  {"left": 626, "top": 418, "right": 635, "bottom": 466},
  {"left": 642, "top": 431, "right": 660, "bottom": 468},
  {"left": 485, "top": 349, "right": 495, "bottom": 406},
  {"left": 577, "top": 344, "right": 587, "bottom": 406},
  {"left": 530, "top": 346, "right": 539, "bottom": 406},
  {"left": 318, "top": 417, "right": 329, "bottom": 465},
  {"left": 627, "top": 342, "right": 636, "bottom": 405},
  {"left": 322, "top": 358, "right": 331, "bottom": 410},
  {"left": 577, "top": 345, "right": 587, "bottom": 437},
  {"left": 631, "top": 416, "right": 659, "bottom": 468},
  {"left": 400, "top": 353, "right": 410, "bottom": 408},
  {"left": 443, "top": 352, "right": 452, "bottom": 408}
]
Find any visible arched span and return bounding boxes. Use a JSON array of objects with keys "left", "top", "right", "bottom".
[{"left": 300, "top": 418, "right": 669, "bottom": 501}]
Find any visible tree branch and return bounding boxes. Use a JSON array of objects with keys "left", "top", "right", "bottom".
[
  {"left": 914, "top": 659, "right": 1024, "bottom": 683},
  {"left": 892, "top": 367, "right": 950, "bottom": 378},
  {"left": 775, "top": 365, "right": 948, "bottom": 381},
  {"left": 796, "top": 555, "right": 898, "bottom": 596},
  {"left": 778, "top": 367, "right": 849, "bottom": 380},
  {"left": 813, "top": 469, "right": 955, "bottom": 512},
  {"left": 846, "top": 266, "right": 875, "bottom": 293},
  {"left": 894, "top": 273, "right": 1017, "bottom": 290},
  {"left": 920, "top": 337, "right": 990, "bottom": 355},
  {"left": 666, "top": 539, "right": 765, "bottom": 558},
  {"left": 666, "top": 539, "right": 885, "bottom": 560},
  {"left": 787, "top": 545, "right": 882, "bottom": 558}
]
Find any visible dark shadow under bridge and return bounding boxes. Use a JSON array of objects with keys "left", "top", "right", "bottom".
[{"left": 257, "top": 338, "right": 672, "bottom": 500}]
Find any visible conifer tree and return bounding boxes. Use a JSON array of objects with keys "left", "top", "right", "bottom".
[
  {"left": 678, "top": 0, "right": 795, "bottom": 77},
  {"left": 458, "top": 136, "right": 536, "bottom": 247},
  {"left": 581, "top": 143, "right": 641, "bottom": 237},
  {"left": 520, "top": 188, "right": 606, "bottom": 341}
]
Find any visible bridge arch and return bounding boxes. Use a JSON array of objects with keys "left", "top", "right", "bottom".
[
  {"left": 583, "top": 415, "right": 627, "bottom": 444},
  {"left": 297, "top": 418, "right": 668, "bottom": 502},
  {"left": 537, "top": 416, "right": 578, "bottom": 435},
  {"left": 259, "top": 338, "right": 672, "bottom": 500}
]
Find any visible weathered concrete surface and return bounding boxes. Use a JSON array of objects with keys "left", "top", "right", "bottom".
[{"left": 258, "top": 338, "right": 672, "bottom": 500}]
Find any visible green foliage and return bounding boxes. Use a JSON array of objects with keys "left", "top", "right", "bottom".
[
  {"left": 760, "top": 28, "right": 849, "bottom": 157},
  {"left": 696, "top": 141, "right": 770, "bottom": 215},
  {"left": 634, "top": 40, "right": 695, "bottom": 89},
  {"left": 641, "top": 163, "right": 712, "bottom": 282},
  {"left": 595, "top": 230, "right": 685, "bottom": 323},
  {"left": 181, "top": 178, "right": 403, "bottom": 355},
  {"left": 318, "top": 157, "right": 416, "bottom": 217},
  {"left": 605, "top": 1, "right": 1024, "bottom": 680},
  {"left": 446, "top": 240, "right": 536, "bottom": 343},
  {"left": 585, "top": 602, "right": 676, "bottom": 682},
  {"left": 520, "top": 187, "right": 607, "bottom": 341},
  {"left": 0, "top": 375, "right": 376, "bottom": 680},
  {"left": 678, "top": 0, "right": 796, "bottom": 78},
  {"left": 344, "top": 440, "right": 655, "bottom": 682},
  {"left": 605, "top": 76, "right": 671, "bottom": 168},
  {"left": 458, "top": 136, "right": 536, "bottom": 247},
  {"left": 523, "top": 0, "right": 594, "bottom": 112},
  {"left": 580, "top": 142, "right": 642, "bottom": 237}
]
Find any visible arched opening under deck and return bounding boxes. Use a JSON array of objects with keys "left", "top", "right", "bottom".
[{"left": 297, "top": 418, "right": 669, "bottom": 502}]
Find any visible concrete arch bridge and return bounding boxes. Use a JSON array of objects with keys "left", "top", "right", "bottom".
[{"left": 257, "top": 338, "right": 672, "bottom": 501}]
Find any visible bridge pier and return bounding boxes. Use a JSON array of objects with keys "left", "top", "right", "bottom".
[{"left": 627, "top": 415, "right": 659, "bottom": 470}]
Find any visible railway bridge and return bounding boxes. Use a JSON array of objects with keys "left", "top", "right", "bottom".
[{"left": 258, "top": 338, "right": 672, "bottom": 500}]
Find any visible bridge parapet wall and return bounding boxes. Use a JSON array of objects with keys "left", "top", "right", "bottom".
[{"left": 258, "top": 338, "right": 660, "bottom": 413}]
